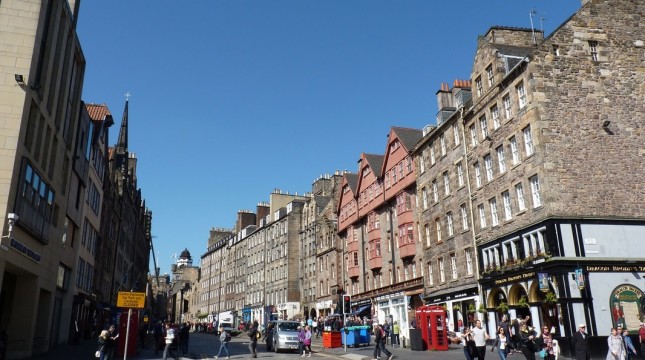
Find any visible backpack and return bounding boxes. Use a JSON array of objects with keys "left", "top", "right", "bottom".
[
  {"left": 380, "top": 329, "right": 386, "bottom": 343},
  {"left": 224, "top": 331, "right": 231, "bottom": 342}
]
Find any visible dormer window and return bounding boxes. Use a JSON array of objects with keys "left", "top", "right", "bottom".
[
  {"left": 475, "top": 76, "right": 483, "bottom": 96},
  {"left": 486, "top": 65, "right": 494, "bottom": 87}
]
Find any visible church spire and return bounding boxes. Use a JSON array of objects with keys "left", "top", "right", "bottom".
[{"left": 114, "top": 94, "right": 130, "bottom": 176}]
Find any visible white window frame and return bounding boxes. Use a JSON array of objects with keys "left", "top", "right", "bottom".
[
  {"left": 438, "top": 258, "right": 445, "bottom": 282},
  {"left": 428, "top": 262, "right": 434, "bottom": 286},
  {"left": 436, "top": 219, "right": 442, "bottom": 242},
  {"left": 430, "top": 147, "right": 436, "bottom": 165},
  {"left": 419, "top": 155, "right": 425, "bottom": 173},
  {"left": 446, "top": 212, "right": 454, "bottom": 236},
  {"left": 478, "top": 204, "right": 487, "bottom": 229},
  {"left": 453, "top": 124, "right": 460, "bottom": 146},
  {"left": 432, "top": 180, "right": 438, "bottom": 203},
  {"left": 489, "top": 197, "right": 499, "bottom": 227},
  {"left": 523, "top": 125, "right": 534, "bottom": 156},
  {"left": 475, "top": 76, "right": 483, "bottom": 96},
  {"left": 470, "top": 125, "right": 478, "bottom": 147},
  {"left": 503, "top": 94, "right": 512, "bottom": 119},
  {"left": 443, "top": 172, "right": 450, "bottom": 195},
  {"left": 502, "top": 191, "right": 512, "bottom": 220},
  {"left": 457, "top": 162, "right": 465, "bottom": 187},
  {"left": 515, "top": 182, "right": 526, "bottom": 211},
  {"left": 460, "top": 204, "right": 469, "bottom": 230},
  {"left": 480, "top": 115, "right": 488, "bottom": 139},
  {"left": 422, "top": 187, "right": 428, "bottom": 210},
  {"left": 486, "top": 65, "right": 494, "bottom": 87},
  {"left": 465, "top": 248, "right": 473, "bottom": 275},
  {"left": 517, "top": 82, "right": 527, "bottom": 109},
  {"left": 440, "top": 134, "right": 446, "bottom": 156},
  {"left": 450, "top": 254, "right": 458, "bottom": 280},
  {"left": 491, "top": 105, "right": 500, "bottom": 130},
  {"left": 497, "top": 146, "right": 506, "bottom": 174},
  {"left": 425, "top": 224, "right": 431, "bottom": 247},
  {"left": 530, "top": 175, "right": 542, "bottom": 207},
  {"left": 484, "top": 155, "right": 493, "bottom": 181},
  {"left": 510, "top": 136, "right": 520, "bottom": 165}
]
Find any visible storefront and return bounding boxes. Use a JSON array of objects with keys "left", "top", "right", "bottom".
[
  {"left": 375, "top": 292, "right": 410, "bottom": 339},
  {"left": 315, "top": 299, "right": 333, "bottom": 318},
  {"left": 426, "top": 287, "right": 480, "bottom": 333},
  {"left": 276, "top": 302, "right": 300, "bottom": 320}
]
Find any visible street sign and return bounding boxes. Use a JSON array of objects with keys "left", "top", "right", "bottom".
[{"left": 117, "top": 292, "right": 145, "bottom": 309}]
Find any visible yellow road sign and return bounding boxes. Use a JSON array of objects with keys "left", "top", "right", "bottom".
[{"left": 117, "top": 291, "right": 146, "bottom": 309}]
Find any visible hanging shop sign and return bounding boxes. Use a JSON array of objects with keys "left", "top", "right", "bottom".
[{"left": 538, "top": 273, "right": 550, "bottom": 292}]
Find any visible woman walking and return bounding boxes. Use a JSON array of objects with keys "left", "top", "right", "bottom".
[
  {"left": 215, "top": 325, "right": 231, "bottom": 359},
  {"left": 372, "top": 324, "right": 393, "bottom": 360},
  {"left": 97, "top": 329, "right": 116, "bottom": 360},
  {"left": 302, "top": 325, "right": 312, "bottom": 357},
  {"left": 491, "top": 328, "right": 510, "bottom": 360},
  {"left": 606, "top": 328, "right": 625, "bottom": 360},
  {"left": 539, "top": 326, "right": 555, "bottom": 360}
]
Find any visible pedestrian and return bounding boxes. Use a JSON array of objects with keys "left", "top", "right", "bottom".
[
  {"left": 163, "top": 323, "right": 178, "bottom": 360},
  {"left": 519, "top": 323, "right": 537, "bottom": 360},
  {"left": 179, "top": 322, "right": 190, "bottom": 356},
  {"left": 472, "top": 319, "right": 490, "bottom": 360},
  {"left": 382, "top": 319, "right": 391, "bottom": 346},
  {"left": 297, "top": 326, "right": 305, "bottom": 356},
  {"left": 153, "top": 321, "right": 163, "bottom": 355},
  {"left": 491, "top": 328, "right": 509, "bottom": 360},
  {"left": 302, "top": 325, "right": 312, "bottom": 357},
  {"left": 622, "top": 329, "right": 637, "bottom": 360},
  {"left": 607, "top": 327, "right": 625, "bottom": 360},
  {"left": 571, "top": 324, "right": 590, "bottom": 360},
  {"left": 498, "top": 315, "right": 511, "bottom": 351},
  {"left": 460, "top": 328, "right": 476, "bottom": 360},
  {"left": 539, "top": 325, "right": 555, "bottom": 360},
  {"left": 511, "top": 319, "right": 522, "bottom": 354},
  {"left": 215, "top": 325, "right": 231, "bottom": 359},
  {"left": 97, "top": 329, "right": 116, "bottom": 360},
  {"left": 372, "top": 324, "right": 393, "bottom": 360},
  {"left": 392, "top": 321, "right": 400, "bottom": 347},
  {"left": 247, "top": 320, "right": 259, "bottom": 358},
  {"left": 639, "top": 323, "right": 645, "bottom": 358}
]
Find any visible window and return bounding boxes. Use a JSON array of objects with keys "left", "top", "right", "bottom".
[
  {"left": 489, "top": 197, "right": 499, "bottom": 227},
  {"left": 502, "top": 191, "right": 512, "bottom": 220},
  {"left": 474, "top": 163, "right": 482, "bottom": 187},
  {"left": 478, "top": 204, "right": 487, "bottom": 229},
  {"left": 457, "top": 162, "right": 464, "bottom": 187},
  {"left": 515, "top": 183, "right": 526, "bottom": 211},
  {"left": 589, "top": 41, "right": 598, "bottom": 61},
  {"left": 475, "top": 76, "right": 483, "bottom": 96},
  {"left": 523, "top": 228, "right": 546, "bottom": 257},
  {"left": 530, "top": 175, "right": 542, "bottom": 207},
  {"left": 435, "top": 218, "right": 443, "bottom": 242},
  {"left": 424, "top": 224, "right": 431, "bottom": 247},
  {"left": 419, "top": 155, "right": 425, "bottom": 174},
  {"left": 486, "top": 65, "right": 494, "bottom": 87},
  {"left": 465, "top": 249, "right": 473, "bottom": 275},
  {"left": 446, "top": 212, "right": 454, "bottom": 236},
  {"left": 422, "top": 187, "right": 428, "bottom": 210},
  {"left": 491, "top": 105, "right": 500, "bottom": 130},
  {"left": 470, "top": 125, "right": 478, "bottom": 147},
  {"left": 460, "top": 204, "right": 469, "bottom": 230},
  {"left": 497, "top": 146, "right": 506, "bottom": 174},
  {"left": 480, "top": 116, "right": 488, "bottom": 139},
  {"left": 503, "top": 94, "right": 512, "bottom": 119},
  {"left": 443, "top": 172, "right": 450, "bottom": 195},
  {"left": 438, "top": 258, "right": 445, "bottom": 282},
  {"left": 406, "top": 156, "right": 412, "bottom": 173},
  {"left": 432, "top": 180, "right": 438, "bottom": 203},
  {"left": 510, "top": 136, "right": 520, "bottom": 165},
  {"left": 484, "top": 155, "right": 493, "bottom": 181},
  {"left": 430, "top": 147, "right": 436, "bottom": 165},
  {"left": 453, "top": 124, "right": 460, "bottom": 145},
  {"left": 552, "top": 44, "right": 560, "bottom": 57},
  {"left": 392, "top": 167, "right": 397, "bottom": 183},
  {"left": 523, "top": 125, "right": 534, "bottom": 156},
  {"left": 450, "top": 253, "right": 458, "bottom": 279},
  {"left": 427, "top": 262, "right": 434, "bottom": 286},
  {"left": 440, "top": 134, "right": 446, "bottom": 156},
  {"left": 517, "top": 82, "right": 527, "bottom": 109}
]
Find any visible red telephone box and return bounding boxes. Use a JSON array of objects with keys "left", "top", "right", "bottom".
[
  {"left": 116, "top": 310, "right": 139, "bottom": 357},
  {"left": 415, "top": 305, "right": 448, "bottom": 351}
]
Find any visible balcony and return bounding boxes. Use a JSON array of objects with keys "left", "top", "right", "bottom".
[
  {"left": 368, "top": 256, "right": 382, "bottom": 270},
  {"left": 347, "top": 266, "right": 360, "bottom": 279},
  {"left": 398, "top": 241, "right": 416, "bottom": 259}
]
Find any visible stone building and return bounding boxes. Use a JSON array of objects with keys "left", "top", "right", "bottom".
[
  {"left": 197, "top": 227, "right": 234, "bottom": 324},
  {"left": 299, "top": 173, "right": 343, "bottom": 320},
  {"left": 412, "top": 80, "right": 481, "bottom": 332},
  {"left": 459, "top": 0, "right": 645, "bottom": 355},
  {"left": 169, "top": 249, "right": 200, "bottom": 324},
  {"left": 337, "top": 127, "right": 425, "bottom": 340}
]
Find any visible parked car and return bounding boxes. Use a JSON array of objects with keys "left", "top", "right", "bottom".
[{"left": 271, "top": 320, "right": 301, "bottom": 353}]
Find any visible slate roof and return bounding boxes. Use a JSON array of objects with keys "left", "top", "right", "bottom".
[
  {"left": 364, "top": 154, "right": 384, "bottom": 177},
  {"left": 392, "top": 127, "right": 423, "bottom": 151},
  {"left": 344, "top": 173, "right": 359, "bottom": 194}
]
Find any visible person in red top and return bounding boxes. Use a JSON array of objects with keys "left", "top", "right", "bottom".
[{"left": 638, "top": 323, "right": 645, "bottom": 357}]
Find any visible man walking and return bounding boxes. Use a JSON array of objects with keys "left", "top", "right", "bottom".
[
  {"left": 639, "top": 323, "right": 645, "bottom": 358},
  {"left": 162, "top": 323, "right": 178, "bottom": 360},
  {"left": 571, "top": 323, "right": 590, "bottom": 360},
  {"left": 247, "top": 320, "right": 259, "bottom": 358},
  {"left": 472, "top": 320, "right": 489, "bottom": 360}
]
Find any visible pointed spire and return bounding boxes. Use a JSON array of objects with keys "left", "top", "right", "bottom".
[{"left": 114, "top": 94, "right": 130, "bottom": 188}]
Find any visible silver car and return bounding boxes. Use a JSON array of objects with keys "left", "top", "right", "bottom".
[{"left": 271, "top": 320, "right": 301, "bottom": 352}]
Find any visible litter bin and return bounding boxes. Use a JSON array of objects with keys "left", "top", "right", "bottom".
[{"left": 409, "top": 328, "right": 424, "bottom": 350}]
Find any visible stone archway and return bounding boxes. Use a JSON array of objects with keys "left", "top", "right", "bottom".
[
  {"left": 310, "top": 308, "right": 317, "bottom": 319},
  {"left": 508, "top": 283, "right": 528, "bottom": 305},
  {"left": 487, "top": 287, "right": 507, "bottom": 308}
]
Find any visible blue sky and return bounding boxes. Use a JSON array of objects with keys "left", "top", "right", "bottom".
[{"left": 76, "top": 0, "right": 581, "bottom": 272}]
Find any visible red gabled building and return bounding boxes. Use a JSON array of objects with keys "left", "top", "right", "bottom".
[{"left": 337, "top": 127, "right": 424, "bottom": 340}]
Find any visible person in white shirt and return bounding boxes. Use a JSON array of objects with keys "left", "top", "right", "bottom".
[{"left": 472, "top": 320, "right": 490, "bottom": 360}]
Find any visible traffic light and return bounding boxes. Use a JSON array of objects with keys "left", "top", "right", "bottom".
[{"left": 343, "top": 295, "right": 352, "bottom": 314}]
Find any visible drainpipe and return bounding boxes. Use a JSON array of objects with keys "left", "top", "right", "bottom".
[{"left": 388, "top": 207, "right": 397, "bottom": 284}]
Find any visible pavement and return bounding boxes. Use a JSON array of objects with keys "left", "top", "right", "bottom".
[{"left": 27, "top": 332, "right": 573, "bottom": 360}]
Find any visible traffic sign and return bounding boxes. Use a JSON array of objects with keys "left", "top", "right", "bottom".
[{"left": 117, "top": 291, "right": 146, "bottom": 309}]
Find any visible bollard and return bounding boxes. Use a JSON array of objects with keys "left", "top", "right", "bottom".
[{"left": 402, "top": 336, "right": 406, "bottom": 348}]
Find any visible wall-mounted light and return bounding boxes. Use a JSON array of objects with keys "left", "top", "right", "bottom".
[
  {"left": 14, "top": 74, "right": 26, "bottom": 86},
  {"left": 602, "top": 120, "right": 611, "bottom": 128}
]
